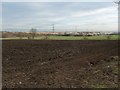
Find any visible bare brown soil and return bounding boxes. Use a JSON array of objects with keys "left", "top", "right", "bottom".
[{"left": 2, "top": 40, "right": 119, "bottom": 88}]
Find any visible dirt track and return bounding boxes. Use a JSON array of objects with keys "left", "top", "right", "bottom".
[{"left": 2, "top": 40, "right": 119, "bottom": 88}]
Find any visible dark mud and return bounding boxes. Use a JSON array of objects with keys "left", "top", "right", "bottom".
[{"left": 2, "top": 40, "right": 119, "bottom": 88}]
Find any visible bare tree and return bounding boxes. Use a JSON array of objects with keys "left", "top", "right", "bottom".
[{"left": 30, "top": 28, "right": 37, "bottom": 39}]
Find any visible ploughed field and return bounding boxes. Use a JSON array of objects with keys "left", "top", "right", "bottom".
[{"left": 2, "top": 40, "right": 119, "bottom": 88}]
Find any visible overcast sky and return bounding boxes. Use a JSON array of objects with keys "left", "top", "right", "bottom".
[{"left": 2, "top": 2, "right": 118, "bottom": 32}]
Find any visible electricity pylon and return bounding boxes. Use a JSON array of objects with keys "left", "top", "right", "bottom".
[{"left": 52, "top": 24, "right": 55, "bottom": 33}]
